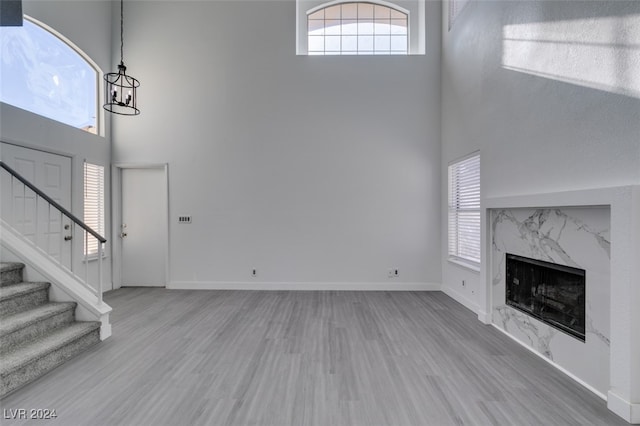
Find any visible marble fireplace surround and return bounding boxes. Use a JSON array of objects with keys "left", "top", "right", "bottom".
[
  {"left": 492, "top": 206, "right": 610, "bottom": 394},
  {"left": 480, "top": 185, "right": 640, "bottom": 424}
]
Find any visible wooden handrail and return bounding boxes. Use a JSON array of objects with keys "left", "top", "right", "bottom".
[{"left": 0, "top": 161, "right": 107, "bottom": 243}]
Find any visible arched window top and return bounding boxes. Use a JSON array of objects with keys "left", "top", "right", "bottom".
[
  {"left": 307, "top": 1, "right": 409, "bottom": 55},
  {"left": 0, "top": 16, "right": 101, "bottom": 135}
]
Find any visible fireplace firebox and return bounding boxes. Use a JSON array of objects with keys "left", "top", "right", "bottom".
[{"left": 505, "top": 253, "right": 585, "bottom": 341}]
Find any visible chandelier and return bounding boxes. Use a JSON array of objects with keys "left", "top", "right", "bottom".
[{"left": 103, "top": 0, "right": 140, "bottom": 115}]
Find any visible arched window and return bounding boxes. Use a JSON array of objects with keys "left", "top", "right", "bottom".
[
  {"left": 0, "top": 16, "right": 100, "bottom": 134},
  {"left": 308, "top": 2, "right": 408, "bottom": 55},
  {"left": 297, "top": 0, "right": 424, "bottom": 55}
]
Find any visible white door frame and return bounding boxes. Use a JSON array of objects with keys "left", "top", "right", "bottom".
[{"left": 111, "top": 163, "right": 170, "bottom": 289}]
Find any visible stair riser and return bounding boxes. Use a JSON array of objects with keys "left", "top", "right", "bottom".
[
  {"left": 0, "top": 309, "right": 75, "bottom": 355},
  {"left": 0, "top": 289, "right": 49, "bottom": 317},
  {"left": 0, "top": 269, "right": 23, "bottom": 287},
  {"left": 0, "top": 328, "right": 100, "bottom": 399}
]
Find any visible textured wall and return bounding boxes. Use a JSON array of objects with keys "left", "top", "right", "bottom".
[
  {"left": 440, "top": 0, "right": 640, "bottom": 314},
  {"left": 112, "top": 0, "right": 442, "bottom": 288}
]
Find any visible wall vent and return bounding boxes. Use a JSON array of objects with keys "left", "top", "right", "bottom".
[{"left": 178, "top": 216, "right": 192, "bottom": 224}]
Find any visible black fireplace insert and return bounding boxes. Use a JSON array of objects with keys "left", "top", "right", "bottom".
[{"left": 505, "top": 253, "right": 585, "bottom": 341}]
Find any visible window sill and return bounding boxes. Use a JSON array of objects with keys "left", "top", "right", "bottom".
[{"left": 448, "top": 257, "right": 480, "bottom": 273}]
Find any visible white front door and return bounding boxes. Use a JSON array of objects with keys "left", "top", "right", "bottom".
[
  {"left": 120, "top": 167, "right": 167, "bottom": 287},
  {"left": 1, "top": 143, "right": 73, "bottom": 268}
]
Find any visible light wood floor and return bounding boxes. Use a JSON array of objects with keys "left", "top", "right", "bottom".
[{"left": 1, "top": 289, "right": 625, "bottom": 426}]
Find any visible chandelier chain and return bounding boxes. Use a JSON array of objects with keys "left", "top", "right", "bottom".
[
  {"left": 104, "top": 0, "right": 140, "bottom": 115},
  {"left": 120, "top": 0, "right": 124, "bottom": 64}
]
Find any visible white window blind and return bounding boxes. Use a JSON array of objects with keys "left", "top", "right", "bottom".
[
  {"left": 83, "top": 162, "right": 105, "bottom": 257},
  {"left": 448, "top": 153, "right": 480, "bottom": 264}
]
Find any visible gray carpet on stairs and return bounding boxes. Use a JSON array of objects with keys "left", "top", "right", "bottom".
[{"left": 0, "top": 262, "right": 101, "bottom": 399}]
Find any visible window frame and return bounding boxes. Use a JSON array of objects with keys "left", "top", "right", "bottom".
[
  {"left": 306, "top": 2, "right": 409, "bottom": 55},
  {"left": 447, "top": 152, "right": 481, "bottom": 270},
  {"left": 83, "top": 161, "right": 106, "bottom": 260},
  {"left": 0, "top": 15, "right": 104, "bottom": 136},
  {"left": 297, "top": 0, "right": 425, "bottom": 55}
]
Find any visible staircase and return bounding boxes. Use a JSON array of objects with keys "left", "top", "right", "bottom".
[{"left": 0, "top": 262, "right": 101, "bottom": 398}]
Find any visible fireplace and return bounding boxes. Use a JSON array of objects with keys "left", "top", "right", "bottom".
[{"left": 505, "top": 253, "right": 586, "bottom": 341}]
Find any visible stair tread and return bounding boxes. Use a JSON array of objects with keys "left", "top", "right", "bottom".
[
  {"left": 0, "top": 302, "right": 76, "bottom": 336},
  {"left": 0, "top": 263, "right": 24, "bottom": 273},
  {"left": 0, "top": 282, "right": 50, "bottom": 302},
  {"left": 0, "top": 322, "right": 101, "bottom": 375}
]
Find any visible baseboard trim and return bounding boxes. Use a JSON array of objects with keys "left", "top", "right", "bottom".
[
  {"left": 491, "top": 323, "right": 608, "bottom": 401},
  {"left": 608, "top": 390, "right": 640, "bottom": 424},
  {"left": 168, "top": 281, "right": 441, "bottom": 291},
  {"left": 477, "top": 310, "right": 491, "bottom": 324},
  {"left": 440, "top": 285, "right": 479, "bottom": 314}
]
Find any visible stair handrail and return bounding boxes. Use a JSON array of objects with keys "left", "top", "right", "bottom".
[
  {"left": 1, "top": 160, "right": 107, "bottom": 304},
  {"left": 0, "top": 161, "right": 106, "bottom": 243}
]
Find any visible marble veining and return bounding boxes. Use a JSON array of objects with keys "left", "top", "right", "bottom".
[
  {"left": 586, "top": 304, "right": 610, "bottom": 347},
  {"left": 492, "top": 209, "right": 610, "bottom": 275},
  {"left": 490, "top": 206, "right": 611, "bottom": 394},
  {"left": 495, "top": 305, "right": 557, "bottom": 360}
]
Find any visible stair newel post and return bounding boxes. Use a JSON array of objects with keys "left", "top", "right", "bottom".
[
  {"left": 98, "top": 240, "right": 103, "bottom": 305},
  {"left": 59, "top": 211, "right": 63, "bottom": 265},
  {"left": 70, "top": 222, "right": 75, "bottom": 275},
  {"left": 22, "top": 182, "right": 26, "bottom": 235},
  {"left": 84, "top": 230, "right": 89, "bottom": 286},
  {"left": 10, "top": 174, "right": 15, "bottom": 225},
  {"left": 34, "top": 193, "right": 39, "bottom": 248},
  {"left": 47, "top": 204, "right": 51, "bottom": 255}
]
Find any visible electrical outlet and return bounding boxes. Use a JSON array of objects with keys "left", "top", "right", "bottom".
[
  {"left": 252, "top": 269, "right": 257, "bottom": 277},
  {"left": 178, "top": 215, "right": 192, "bottom": 224},
  {"left": 388, "top": 268, "right": 399, "bottom": 278},
  {"left": 462, "top": 280, "right": 466, "bottom": 287}
]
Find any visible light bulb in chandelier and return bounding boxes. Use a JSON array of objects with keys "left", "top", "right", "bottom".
[{"left": 103, "top": 0, "right": 140, "bottom": 116}]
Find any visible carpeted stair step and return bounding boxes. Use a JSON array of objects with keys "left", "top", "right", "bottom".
[
  {"left": 0, "top": 263, "right": 25, "bottom": 287},
  {"left": 0, "top": 321, "right": 101, "bottom": 398},
  {"left": 0, "top": 302, "right": 77, "bottom": 354},
  {"left": 0, "top": 282, "right": 50, "bottom": 317}
]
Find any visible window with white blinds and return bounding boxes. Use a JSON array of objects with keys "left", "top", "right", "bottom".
[
  {"left": 448, "top": 152, "right": 480, "bottom": 265},
  {"left": 83, "top": 162, "right": 105, "bottom": 257}
]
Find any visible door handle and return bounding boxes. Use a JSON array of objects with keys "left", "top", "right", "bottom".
[{"left": 64, "top": 235, "right": 72, "bottom": 241}]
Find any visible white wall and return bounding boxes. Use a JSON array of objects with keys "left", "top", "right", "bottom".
[
  {"left": 440, "top": 0, "right": 640, "bottom": 311},
  {"left": 0, "top": 0, "right": 114, "bottom": 289},
  {"left": 112, "top": 0, "right": 442, "bottom": 289},
  {"left": 440, "top": 1, "right": 640, "bottom": 419}
]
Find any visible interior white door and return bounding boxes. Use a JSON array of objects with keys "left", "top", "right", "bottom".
[
  {"left": 1, "top": 143, "right": 73, "bottom": 269},
  {"left": 121, "top": 168, "right": 167, "bottom": 287}
]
